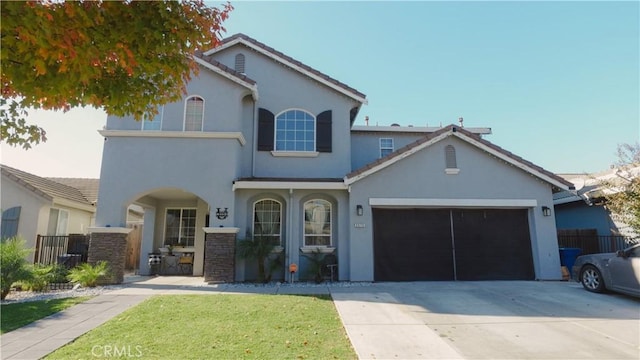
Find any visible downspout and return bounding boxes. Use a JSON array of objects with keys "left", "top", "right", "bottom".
[
  {"left": 287, "top": 188, "right": 294, "bottom": 281},
  {"left": 251, "top": 99, "right": 257, "bottom": 177}
]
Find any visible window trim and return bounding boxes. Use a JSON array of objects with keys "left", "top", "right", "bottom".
[
  {"left": 142, "top": 105, "right": 164, "bottom": 131},
  {"left": 163, "top": 208, "right": 197, "bottom": 247},
  {"left": 379, "top": 137, "right": 394, "bottom": 158},
  {"left": 302, "top": 199, "right": 332, "bottom": 247},
  {"left": 183, "top": 95, "right": 205, "bottom": 132},
  {"left": 274, "top": 108, "right": 316, "bottom": 153},
  {"left": 252, "top": 199, "right": 283, "bottom": 247}
]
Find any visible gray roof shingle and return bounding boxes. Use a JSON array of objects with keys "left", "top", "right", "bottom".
[{"left": 1, "top": 165, "right": 97, "bottom": 206}]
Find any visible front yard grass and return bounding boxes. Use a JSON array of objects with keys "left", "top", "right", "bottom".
[
  {"left": 1, "top": 297, "right": 91, "bottom": 334},
  {"left": 46, "top": 294, "right": 356, "bottom": 359}
]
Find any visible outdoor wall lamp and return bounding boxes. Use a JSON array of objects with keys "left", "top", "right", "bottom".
[
  {"left": 542, "top": 206, "right": 551, "bottom": 217},
  {"left": 356, "top": 205, "right": 363, "bottom": 216}
]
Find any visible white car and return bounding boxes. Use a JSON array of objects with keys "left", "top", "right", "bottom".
[{"left": 572, "top": 243, "right": 640, "bottom": 297}]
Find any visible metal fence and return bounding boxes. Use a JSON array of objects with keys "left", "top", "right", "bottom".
[
  {"left": 34, "top": 234, "right": 89, "bottom": 266},
  {"left": 557, "top": 234, "right": 638, "bottom": 255}
]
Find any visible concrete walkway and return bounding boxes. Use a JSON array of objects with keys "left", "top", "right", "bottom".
[{"left": 1, "top": 294, "right": 150, "bottom": 360}]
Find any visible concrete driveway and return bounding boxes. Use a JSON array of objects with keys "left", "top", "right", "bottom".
[{"left": 330, "top": 281, "right": 640, "bottom": 360}]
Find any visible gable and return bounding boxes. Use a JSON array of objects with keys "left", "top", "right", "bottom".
[
  {"left": 346, "top": 125, "right": 573, "bottom": 192},
  {"left": 204, "top": 34, "right": 367, "bottom": 105},
  {"left": 349, "top": 136, "right": 561, "bottom": 202}
]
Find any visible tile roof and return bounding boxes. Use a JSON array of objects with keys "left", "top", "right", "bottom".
[
  {"left": 47, "top": 178, "right": 99, "bottom": 204},
  {"left": 346, "top": 125, "right": 574, "bottom": 191},
  {"left": 1, "top": 165, "right": 96, "bottom": 206},
  {"left": 212, "top": 33, "right": 367, "bottom": 102}
]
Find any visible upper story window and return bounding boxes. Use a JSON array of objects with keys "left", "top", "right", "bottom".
[
  {"left": 380, "top": 138, "right": 394, "bottom": 158},
  {"left": 142, "top": 106, "right": 163, "bottom": 130},
  {"left": 303, "top": 199, "right": 331, "bottom": 246},
  {"left": 184, "top": 96, "right": 204, "bottom": 131},
  {"left": 235, "top": 53, "right": 246, "bottom": 73},
  {"left": 253, "top": 199, "right": 282, "bottom": 246},
  {"left": 258, "top": 108, "right": 332, "bottom": 154},
  {"left": 275, "top": 109, "right": 315, "bottom": 152}
]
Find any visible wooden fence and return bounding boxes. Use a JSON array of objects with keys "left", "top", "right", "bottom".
[{"left": 557, "top": 229, "right": 637, "bottom": 255}]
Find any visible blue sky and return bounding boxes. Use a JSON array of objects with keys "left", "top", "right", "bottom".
[{"left": 2, "top": 0, "right": 638, "bottom": 178}]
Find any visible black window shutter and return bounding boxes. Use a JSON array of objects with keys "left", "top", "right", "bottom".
[
  {"left": 316, "top": 110, "right": 332, "bottom": 153},
  {"left": 257, "top": 108, "right": 274, "bottom": 151}
]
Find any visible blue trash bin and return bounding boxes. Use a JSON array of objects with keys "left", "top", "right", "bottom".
[{"left": 559, "top": 248, "right": 582, "bottom": 276}]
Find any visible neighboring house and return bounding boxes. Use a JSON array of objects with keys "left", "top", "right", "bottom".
[
  {"left": 554, "top": 167, "right": 640, "bottom": 243},
  {"left": 94, "top": 33, "right": 573, "bottom": 283},
  {"left": 1, "top": 165, "right": 98, "bottom": 261}
]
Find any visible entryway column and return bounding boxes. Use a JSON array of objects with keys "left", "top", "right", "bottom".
[
  {"left": 203, "top": 227, "right": 239, "bottom": 283},
  {"left": 87, "top": 227, "right": 132, "bottom": 284}
]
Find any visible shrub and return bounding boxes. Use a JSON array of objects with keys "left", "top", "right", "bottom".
[
  {"left": 67, "top": 261, "right": 110, "bottom": 287},
  {"left": 0, "top": 237, "right": 34, "bottom": 299},
  {"left": 19, "top": 264, "right": 70, "bottom": 292},
  {"left": 237, "top": 232, "right": 280, "bottom": 283}
]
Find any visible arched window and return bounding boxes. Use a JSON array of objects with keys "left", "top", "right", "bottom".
[
  {"left": 253, "top": 199, "right": 282, "bottom": 246},
  {"left": 235, "top": 53, "right": 246, "bottom": 73},
  {"left": 303, "top": 199, "right": 331, "bottom": 246},
  {"left": 445, "top": 145, "right": 457, "bottom": 169},
  {"left": 184, "top": 96, "right": 204, "bottom": 131},
  {"left": 275, "top": 109, "right": 315, "bottom": 151}
]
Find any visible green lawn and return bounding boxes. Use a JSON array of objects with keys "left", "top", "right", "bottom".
[
  {"left": 46, "top": 294, "right": 356, "bottom": 359},
  {"left": 1, "top": 297, "right": 91, "bottom": 334}
]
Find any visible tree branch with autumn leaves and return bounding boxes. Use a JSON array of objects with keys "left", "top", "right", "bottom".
[{"left": 1, "top": 0, "right": 233, "bottom": 149}]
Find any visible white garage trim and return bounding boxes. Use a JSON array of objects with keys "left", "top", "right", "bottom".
[{"left": 369, "top": 198, "right": 538, "bottom": 208}]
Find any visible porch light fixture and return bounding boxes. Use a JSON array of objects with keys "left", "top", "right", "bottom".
[
  {"left": 542, "top": 206, "right": 551, "bottom": 217},
  {"left": 356, "top": 205, "right": 363, "bottom": 216}
]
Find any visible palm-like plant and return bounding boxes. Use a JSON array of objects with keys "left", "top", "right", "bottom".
[
  {"left": 0, "top": 237, "right": 33, "bottom": 299},
  {"left": 237, "top": 233, "right": 279, "bottom": 283},
  {"left": 67, "top": 261, "right": 110, "bottom": 287}
]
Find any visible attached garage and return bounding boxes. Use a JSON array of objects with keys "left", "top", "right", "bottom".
[{"left": 373, "top": 208, "right": 534, "bottom": 281}]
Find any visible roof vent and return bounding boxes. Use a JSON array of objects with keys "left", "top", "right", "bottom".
[{"left": 391, "top": 123, "right": 400, "bottom": 127}]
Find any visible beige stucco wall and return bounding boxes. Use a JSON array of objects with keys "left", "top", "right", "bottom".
[
  {"left": 1, "top": 175, "right": 48, "bottom": 257},
  {"left": 2, "top": 175, "right": 96, "bottom": 262}
]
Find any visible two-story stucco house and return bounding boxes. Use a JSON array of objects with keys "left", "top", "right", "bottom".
[{"left": 92, "top": 33, "right": 574, "bottom": 283}]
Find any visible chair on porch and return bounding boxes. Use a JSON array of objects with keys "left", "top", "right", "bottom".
[
  {"left": 178, "top": 254, "right": 194, "bottom": 275},
  {"left": 322, "top": 253, "right": 338, "bottom": 282}
]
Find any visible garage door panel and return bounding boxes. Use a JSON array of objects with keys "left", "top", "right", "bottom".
[
  {"left": 453, "top": 209, "right": 534, "bottom": 281},
  {"left": 373, "top": 209, "right": 454, "bottom": 281}
]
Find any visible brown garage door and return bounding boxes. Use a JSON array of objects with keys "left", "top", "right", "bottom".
[{"left": 373, "top": 208, "right": 534, "bottom": 281}]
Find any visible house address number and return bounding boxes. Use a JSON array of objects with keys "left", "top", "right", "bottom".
[{"left": 354, "top": 223, "right": 366, "bottom": 228}]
